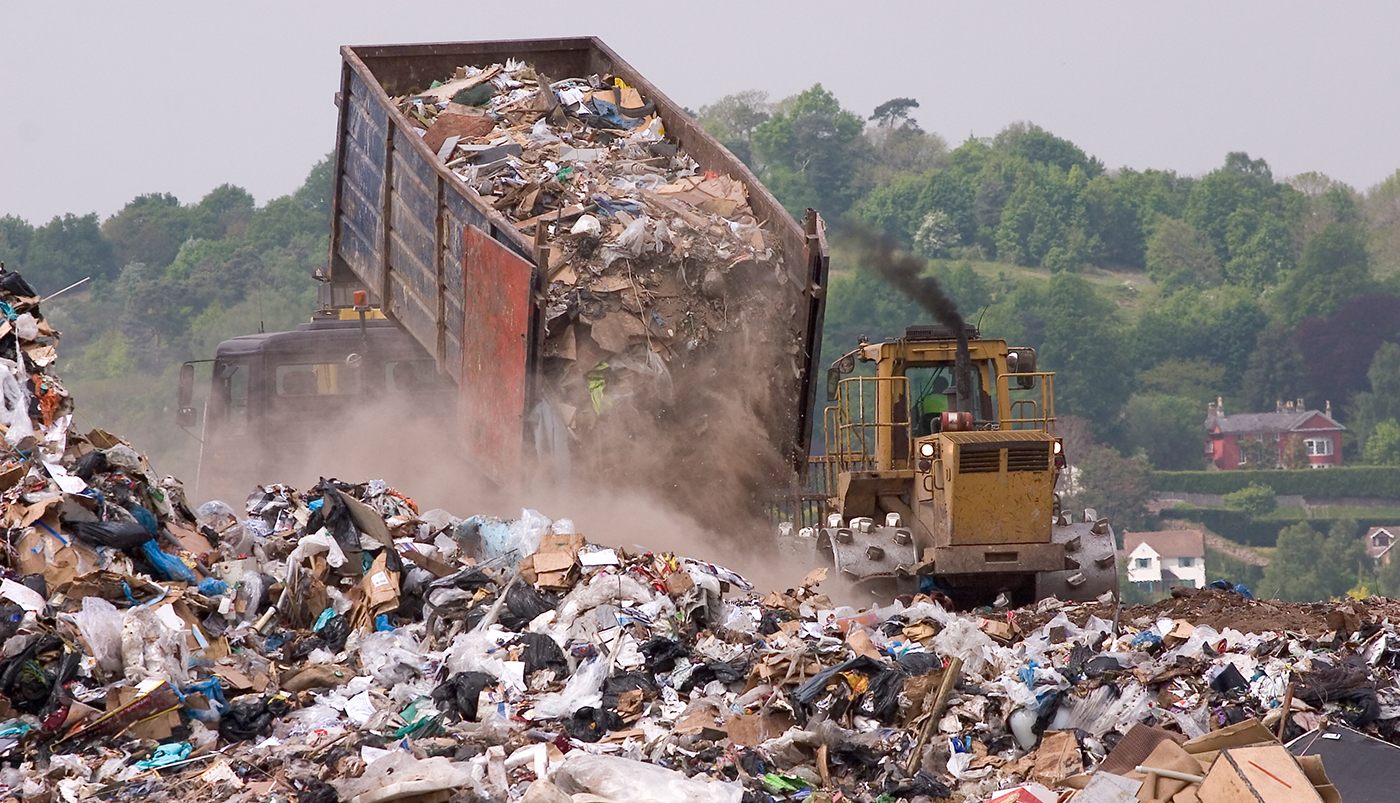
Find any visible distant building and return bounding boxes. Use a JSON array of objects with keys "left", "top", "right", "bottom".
[
  {"left": 1124, "top": 529, "right": 1207, "bottom": 591},
  {"left": 1204, "top": 397, "right": 1344, "bottom": 470},
  {"left": 1365, "top": 526, "right": 1399, "bottom": 566}
]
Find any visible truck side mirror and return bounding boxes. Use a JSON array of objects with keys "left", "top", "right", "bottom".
[
  {"left": 177, "top": 363, "right": 196, "bottom": 427},
  {"left": 1008, "top": 349, "right": 1038, "bottom": 389},
  {"left": 826, "top": 367, "right": 841, "bottom": 401}
]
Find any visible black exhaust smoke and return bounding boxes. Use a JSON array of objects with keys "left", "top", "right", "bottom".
[{"left": 853, "top": 230, "right": 974, "bottom": 416}]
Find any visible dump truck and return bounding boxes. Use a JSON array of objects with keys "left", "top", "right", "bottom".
[
  {"left": 813, "top": 325, "right": 1118, "bottom": 605},
  {"left": 177, "top": 37, "right": 830, "bottom": 501}
]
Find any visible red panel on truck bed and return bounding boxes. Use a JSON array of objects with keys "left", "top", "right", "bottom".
[{"left": 459, "top": 226, "right": 534, "bottom": 486}]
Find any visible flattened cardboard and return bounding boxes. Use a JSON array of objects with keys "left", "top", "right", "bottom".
[
  {"left": 1198, "top": 745, "right": 1321, "bottom": 803},
  {"left": 725, "top": 711, "right": 795, "bottom": 747}
]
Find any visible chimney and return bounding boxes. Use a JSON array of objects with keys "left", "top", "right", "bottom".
[
  {"left": 1276, "top": 399, "right": 1283, "bottom": 413},
  {"left": 1296, "top": 397, "right": 1305, "bottom": 411},
  {"left": 1285, "top": 400, "right": 1294, "bottom": 412},
  {"left": 1326, "top": 399, "right": 1333, "bottom": 419},
  {"left": 1208, "top": 401, "right": 1216, "bottom": 417},
  {"left": 1216, "top": 396, "right": 1224, "bottom": 418}
]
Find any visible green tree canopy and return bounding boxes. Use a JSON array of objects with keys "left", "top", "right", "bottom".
[{"left": 752, "top": 85, "right": 869, "bottom": 218}]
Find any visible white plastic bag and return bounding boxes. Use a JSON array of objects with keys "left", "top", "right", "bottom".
[
  {"left": 530, "top": 656, "right": 607, "bottom": 719},
  {"left": 552, "top": 753, "right": 741, "bottom": 803},
  {"left": 74, "top": 597, "right": 125, "bottom": 676}
]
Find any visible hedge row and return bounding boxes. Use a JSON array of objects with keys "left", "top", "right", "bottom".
[
  {"left": 1151, "top": 467, "right": 1400, "bottom": 499},
  {"left": 1165, "top": 507, "right": 1400, "bottom": 547}
]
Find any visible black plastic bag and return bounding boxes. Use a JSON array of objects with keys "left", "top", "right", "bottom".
[
  {"left": 602, "top": 672, "right": 657, "bottom": 709},
  {"left": 640, "top": 637, "right": 689, "bottom": 673},
  {"left": 318, "top": 615, "right": 351, "bottom": 651},
  {"left": 855, "top": 668, "right": 906, "bottom": 725},
  {"left": 432, "top": 671, "right": 495, "bottom": 722},
  {"left": 220, "top": 695, "right": 292, "bottom": 741},
  {"left": 516, "top": 633, "right": 568, "bottom": 677},
  {"left": 680, "top": 657, "right": 751, "bottom": 692},
  {"left": 883, "top": 771, "right": 953, "bottom": 799},
  {"left": 72, "top": 451, "right": 111, "bottom": 481},
  {"left": 66, "top": 520, "right": 153, "bottom": 550},
  {"left": 500, "top": 583, "right": 556, "bottom": 630},
  {"left": 1210, "top": 663, "right": 1248, "bottom": 695},
  {"left": 567, "top": 706, "right": 624, "bottom": 743},
  {"left": 896, "top": 652, "right": 942, "bottom": 676},
  {"left": 0, "top": 268, "right": 38, "bottom": 299}
]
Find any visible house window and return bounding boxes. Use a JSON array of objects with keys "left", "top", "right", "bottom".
[
  {"left": 1134, "top": 558, "right": 1150, "bottom": 568},
  {"left": 1304, "top": 438, "right": 1333, "bottom": 457},
  {"left": 1178, "top": 557, "right": 1194, "bottom": 567}
]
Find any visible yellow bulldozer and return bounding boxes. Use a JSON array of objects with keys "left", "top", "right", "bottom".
[{"left": 813, "top": 324, "right": 1118, "bottom": 606}]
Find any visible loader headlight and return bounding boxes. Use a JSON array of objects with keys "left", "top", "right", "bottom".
[{"left": 919, "top": 442, "right": 936, "bottom": 458}]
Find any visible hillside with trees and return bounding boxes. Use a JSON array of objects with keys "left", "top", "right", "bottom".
[{"left": 6, "top": 83, "right": 1400, "bottom": 591}]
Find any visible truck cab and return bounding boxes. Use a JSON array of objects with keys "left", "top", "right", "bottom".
[{"left": 178, "top": 312, "right": 451, "bottom": 498}]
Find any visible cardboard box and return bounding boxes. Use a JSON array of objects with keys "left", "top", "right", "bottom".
[{"left": 1198, "top": 745, "right": 1321, "bottom": 803}]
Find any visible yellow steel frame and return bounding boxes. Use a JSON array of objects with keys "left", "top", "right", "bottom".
[
  {"left": 824, "top": 375, "right": 913, "bottom": 479},
  {"left": 997, "top": 372, "right": 1056, "bottom": 433}
]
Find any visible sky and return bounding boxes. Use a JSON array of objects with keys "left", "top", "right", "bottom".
[{"left": 3, "top": 2, "right": 1399, "bottom": 223}]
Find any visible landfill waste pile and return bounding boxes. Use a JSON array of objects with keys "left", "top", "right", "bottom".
[
  {"left": 2, "top": 260, "right": 1398, "bottom": 803},
  {"left": 394, "top": 59, "right": 794, "bottom": 433}
]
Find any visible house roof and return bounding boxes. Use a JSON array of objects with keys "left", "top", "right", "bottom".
[
  {"left": 1206, "top": 410, "right": 1345, "bottom": 434},
  {"left": 1124, "top": 529, "right": 1205, "bottom": 559},
  {"left": 1365, "top": 527, "right": 1399, "bottom": 559}
]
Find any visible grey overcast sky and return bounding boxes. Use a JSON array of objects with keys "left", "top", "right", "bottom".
[{"left": 3, "top": 2, "right": 1398, "bottom": 223}]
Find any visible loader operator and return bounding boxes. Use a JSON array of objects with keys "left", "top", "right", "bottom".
[{"left": 913, "top": 373, "right": 952, "bottom": 436}]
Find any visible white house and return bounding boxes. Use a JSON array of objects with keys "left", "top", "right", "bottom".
[
  {"left": 1365, "top": 526, "right": 1399, "bottom": 566},
  {"left": 1124, "top": 529, "right": 1207, "bottom": 591}
]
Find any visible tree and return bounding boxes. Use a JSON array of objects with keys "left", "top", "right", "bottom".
[
  {"left": 102, "top": 192, "right": 191, "bottom": 269},
  {"left": 1223, "top": 483, "right": 1277, "bottom": 516},
  {"left": 751, "top": 85, "right": 869, "bottom": 218},
  {"left": 1039, "top": 274, "right": 1131, "bottom": 423},
  {"left": 1365, "top": 169, "right": 1400, "bottom": 278},
  {"left": 1363, "top": 419, "right": 1400, "bottom": 466},
  {"left": 913, "top": 210, "right": 958, "bottom": 259},
  {"left": 1274, "top": 223, "right": 1371, "bottom": 324},
  {"left": 992, "top": 122, "right": 1103, "bottom": 176},
  {"left": 1295, "top": 296, "right": 1400, "bottom": 416},
  {"left": 0, "top": 215, "right": 34, "bottom": 269},
  {"left": 1073, "top": 446, "right": 1150, "bottom": 530},
  {"left": 1144, "top": 217, "right": 1222, "bottom": 292},
  {"left": 698, "top": 91, "right": 770, "bottom": 166},
  {"left": 1121, "top": 393, "right": 1204, "bottom": 470},
  {"left": 870, "top": 98, "right": 920, "bottom": 129},
  {"left": 193, "top": 183, "right": 256, "bottom": 240},
  {"left": 24, "top": 212, "right": 118, "bottom": 288},
  {"left": 1260, "top": 523, "right": 1328, "bottom": 601},
  {"left": 1322, "top": 518, "right": 1368, "bottom": 596}
]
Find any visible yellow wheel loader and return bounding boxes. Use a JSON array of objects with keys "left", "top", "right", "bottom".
[{"left": 813, "top": 325, "right": 1118, "bottom": 606}]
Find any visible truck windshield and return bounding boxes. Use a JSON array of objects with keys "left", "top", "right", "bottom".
[
  {"left": 275, "top": 362, "right": 362, "bottom": 396},
  {"left": 208, "top": 359, "right": 249, "bottom": 427}
]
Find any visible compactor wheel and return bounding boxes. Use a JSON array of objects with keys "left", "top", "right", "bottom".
[
  {"left": 815, "top": 525, "right": 920, "bottom": 599},
  {"left": 1035, "top": 513, "right": 1119, "bottom": 602}
]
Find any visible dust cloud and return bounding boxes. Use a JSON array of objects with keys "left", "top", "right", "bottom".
[{"left": 193, "top": 302, "right": 816, "bottom": 592}]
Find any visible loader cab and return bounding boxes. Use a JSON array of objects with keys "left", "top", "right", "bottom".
[
  {"left": 178, "top": 314, "right": 451, "bottom": 499},
  {"left": 822, "top": 326, "right": 1052, "bottom": 475}
]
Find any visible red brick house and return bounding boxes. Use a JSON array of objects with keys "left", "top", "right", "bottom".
[{"left": 1204, "top": 397, "right": 1344, "bottom": 470}]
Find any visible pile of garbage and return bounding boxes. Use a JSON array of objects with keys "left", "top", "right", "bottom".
[
  {"left": 2, "top": 258, "right": 1399, "bottom": 803},
  {"left": 395, "top": 60, "right": 791, "bottom": 427}
]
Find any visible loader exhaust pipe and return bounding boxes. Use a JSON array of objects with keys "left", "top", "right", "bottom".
[
  {"left": 856, "top": 230, "right": 973, "bottom": 415},
  {"left": 954, "top": 325, "right": 973, "bottom": 416}
]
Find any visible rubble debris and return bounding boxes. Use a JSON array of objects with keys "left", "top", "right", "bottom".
[
  {"left": 394, "top": 61, "right": 790, "bottom": 442},
  {"left": 0, "top": 261, "right": 1390, "bottom": 801}
]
